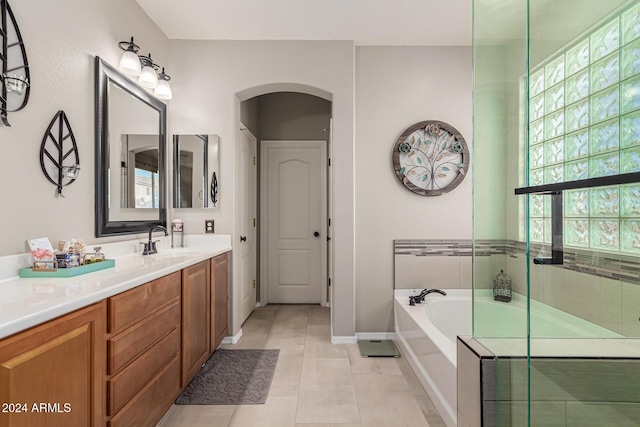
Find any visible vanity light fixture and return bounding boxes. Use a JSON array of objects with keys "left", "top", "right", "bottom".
[
  {"left": 117, "top": 37, "right": 172, "bottom": 99},
  {"left": 155, "top": 68, "right": 173, "bottom": 100},
  {"left": 117, "top": 37, "right": 141, "bottom": 77}
]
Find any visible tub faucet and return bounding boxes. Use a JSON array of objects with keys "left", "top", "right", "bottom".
[
  {"left": 409, "top": 289, "right": 447, "bottom": 306},
  {"left": 141, "top": 225, "right": 168, "bottom": 255}
]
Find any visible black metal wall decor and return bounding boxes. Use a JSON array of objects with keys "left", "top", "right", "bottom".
[
  {"left": 40, "top": 111, "right": 80, "bottom": 197},
  {"left": 211, "top": 171, "right": 218, "bottom": 207},
  {"left": 0, "top": 0, "right": 30, "bottom": 126}
]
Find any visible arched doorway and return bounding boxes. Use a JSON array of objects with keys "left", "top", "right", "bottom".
[{"left": 235, "top": 84, "right": 333, "bottom": 325}]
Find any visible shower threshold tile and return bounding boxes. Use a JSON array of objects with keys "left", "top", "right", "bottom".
[{"left": 608, "top": 338, "right": 640, "bottom": 356}]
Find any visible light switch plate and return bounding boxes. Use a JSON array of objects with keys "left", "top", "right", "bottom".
[{"left": 205, "top": 219, "right": 214, "bottom": 234}]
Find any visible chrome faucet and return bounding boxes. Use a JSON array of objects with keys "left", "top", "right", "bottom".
[
  {"left": 141, "top": 225, "right": 168, "bottom": 255},
  {"left": 409, "top": 288, "right": 447, "bottom": 306}
]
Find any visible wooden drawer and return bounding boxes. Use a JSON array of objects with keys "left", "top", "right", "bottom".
[
  {"left": 108, "top": 328, "right": 180, "bottom": 416},
  {"left": 107, "top": 271, "right": 180, "bottom": 333},
  {"left": 108, "top": 300, "right": 180, "bottom": 374},
  {"left": 107, "top": 355, "right": 181, "bottom": 427}
]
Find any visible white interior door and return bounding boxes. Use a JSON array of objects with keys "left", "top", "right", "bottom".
[
  {"left": 239, "top": 128, "right": 257, "bottom": 324},
  {"left": 261, "top": 141, "right": 327, "bottom": 304}
]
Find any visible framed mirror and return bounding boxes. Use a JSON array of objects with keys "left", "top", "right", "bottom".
[
  {"left": 95, "top": 56, "right": 167, "bottom": 237},
  {"left": 173, "top": 134, "right": 220, "bottom": 208}
]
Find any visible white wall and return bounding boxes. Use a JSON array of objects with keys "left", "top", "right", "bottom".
[
  {"left": 355, "top": 46, "right": 472, "bottom": 332},
  {"left": 167, "top": 40, "right": 356, "bottom": 338},
  {"left": 0, "top": 0, "right": 168, "bottom": 255}
]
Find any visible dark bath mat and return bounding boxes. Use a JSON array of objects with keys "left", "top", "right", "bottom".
[
  {"left": 358, "top": 339, "right": 400, "bottom": 357},
  {"left": 176, "top": 349, "right": 279, "bottom": 405}
]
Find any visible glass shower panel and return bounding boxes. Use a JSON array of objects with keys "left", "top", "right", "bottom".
[
  {"left": 472, "top": 0, "right": 527, "bottom": 339},
  {"left": 472, "top": 1, "right": 528, "bottom": 424},
  {"left": 528, "top": 1, "right": 640, "bottom": 426},
  {"left": 474, "top": 0, "right": 640, "bottom": 426}
]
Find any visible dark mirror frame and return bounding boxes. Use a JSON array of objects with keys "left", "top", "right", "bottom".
[{"left": 95, "top": 56, "right": 167, "bottom": 237}]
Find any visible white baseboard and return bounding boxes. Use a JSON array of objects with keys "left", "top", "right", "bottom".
[
  {"left": 356, "top": 332, "right": 396, "bottom": 341},
  {"left": 331, "top": 335, "right": 357, "bottom": 344},
  {"left": 221, "top": 328, "right": 243, "bottom": 345}
]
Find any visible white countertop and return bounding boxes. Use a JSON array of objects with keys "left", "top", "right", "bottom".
[{"left": 0, "top": 236, "right": 231, "bottom": 339}]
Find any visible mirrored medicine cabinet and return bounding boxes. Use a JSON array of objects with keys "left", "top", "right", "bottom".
[{"left": 173, "top": 134, "right": 220, "bottom": 209}]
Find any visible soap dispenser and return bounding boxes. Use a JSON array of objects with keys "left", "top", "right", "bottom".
[{"left": 171, "top": 219, "right": 184, "bottom": 248}]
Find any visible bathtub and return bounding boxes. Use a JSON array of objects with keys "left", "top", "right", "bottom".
[
  {"left": 394, "top": 289, "right": 468, "bottom": 427},
  {"left": 393, "top": 288, "right": 622, "bottom": 427}
]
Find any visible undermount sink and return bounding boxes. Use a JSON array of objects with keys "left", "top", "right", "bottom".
[{"left": 148, "top": 250, "right": 204, "bottom": 259}]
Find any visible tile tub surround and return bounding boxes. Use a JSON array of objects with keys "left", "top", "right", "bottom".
[
  {"left": 397, "top": 239, "right": 640, "bottom": 337},
  {"left": 394, "top": 239, "right": 473, "bottom": 289},
  {"left": 0, "top": 235, "right": 231, "bottom": 339},
  {"left": 395, "top": 238, "right": 640, "bottom": 286}
]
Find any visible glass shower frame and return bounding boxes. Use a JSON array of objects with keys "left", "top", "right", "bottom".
[{"left": 472, "top": 0, "right": 640, "bottom": 425}]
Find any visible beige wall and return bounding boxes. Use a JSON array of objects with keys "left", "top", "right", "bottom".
[
  {"left": 257, "top": 92, "right": 331, "bottom": 141},
  {"left": 167, "top": 40, "right": 356, "bottom": 338},
  {"left": 0, "top": 0, "right": 168, "bottom": 255},
  {"left": 355, "top": 46, "right": 473, "bottom": 333},
  {"left": 0, "top": 2, "right": 473, "bottom": 337}
]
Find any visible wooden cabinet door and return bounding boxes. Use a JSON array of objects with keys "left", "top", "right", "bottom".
[
  {"left": 0, "top": 303, "right": 105, "bottom": 427},
  {"left": 181, "top": 260, "right": 210, "bottom": 388},
  {"left": 211, "top": 252, "right": 230, "bottom": 351}
]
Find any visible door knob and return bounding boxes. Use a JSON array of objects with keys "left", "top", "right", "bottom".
[
  {"left": 240, "top": 236, "right": 247, "bottom": 242},
  {"left": 313, "top": 231, "right": 320, "bottom": 237}
]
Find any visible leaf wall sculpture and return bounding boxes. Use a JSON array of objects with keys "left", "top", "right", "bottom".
[
  {"left": 40, "top": 110, "right": 80, "bottom": 196},
  {"left": 211, "top": 171, "right": 218, "bottom": 207},
  {"left": 0, "top": 0, "right": 31, "bottom": 126}
]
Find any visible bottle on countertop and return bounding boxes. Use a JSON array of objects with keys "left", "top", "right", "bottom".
[
  {"left": 54, "top": 241, "right": 67, "bottom": 268},
  {"left": 67, "top": 245, "right": 80, "bottom": 268},
  {"left": 92, "top": 247, "right": 105, "bottom": 263},
  {"left": 84, "top": 247, "right": 104, "bottom": 264}
]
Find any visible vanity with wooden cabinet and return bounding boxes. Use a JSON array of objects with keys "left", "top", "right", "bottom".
[{"left": 0, "top": 249, "right": 230, "bottom": 427}]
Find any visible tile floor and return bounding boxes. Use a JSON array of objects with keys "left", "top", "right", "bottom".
[{"left": 157, "top": 304, "right": 446, "bottom": 427}]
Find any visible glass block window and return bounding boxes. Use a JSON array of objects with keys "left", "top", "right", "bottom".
[{"left": 528, "top": 3, "right": 640, "bottom": 254}]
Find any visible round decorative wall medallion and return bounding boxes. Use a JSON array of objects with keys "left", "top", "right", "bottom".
[{"left": 392, "top": 120, "right": 469, "bottom": 196}]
